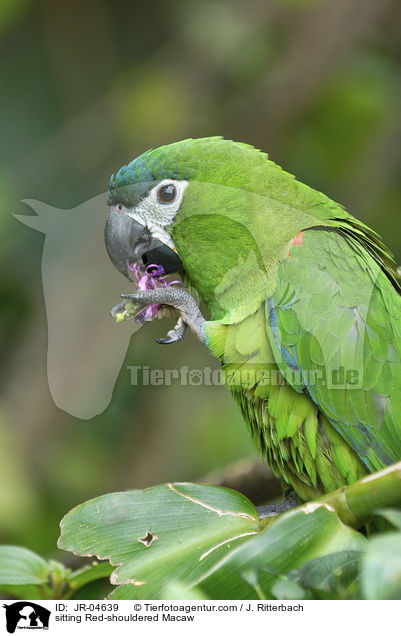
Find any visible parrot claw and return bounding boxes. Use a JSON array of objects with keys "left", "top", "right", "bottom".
[{"left": 155, "top": 317, "right": 187, "bottom": 344}]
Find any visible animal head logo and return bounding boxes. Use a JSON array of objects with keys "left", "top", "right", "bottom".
[
  {"left": 16, "top": 194, "right": 142, "bottom": 419},
  {"left": 3, "top": 602, "right": 50, "bottom": 633}
]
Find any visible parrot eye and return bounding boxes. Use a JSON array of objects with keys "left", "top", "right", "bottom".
[{"left": 157, "top": 183, "right": 177, "bottom": 204}]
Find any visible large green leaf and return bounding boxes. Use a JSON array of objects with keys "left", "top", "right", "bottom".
[
  {"left": 195, "top": 504, "right": 367, "bottom": 599},
  {"left": 58, "top": 484, "right": 369, "bottom": 600},
  {"left": 58, "top": 483, "right": 260, "bottom": 598}
]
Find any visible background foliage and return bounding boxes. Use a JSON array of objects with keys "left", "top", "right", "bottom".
[
  {"left": 2, "top": 467, "right": 401, "bottom": 599},
  {"left": 0, "top": 0, "right": 400, "bottom": 579}
]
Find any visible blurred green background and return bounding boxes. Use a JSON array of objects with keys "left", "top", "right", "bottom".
[{"left": 0, "top": 0, "right": 400, "bottom": 561}]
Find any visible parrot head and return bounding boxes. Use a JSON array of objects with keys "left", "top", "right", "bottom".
[
  {"left": 106, "top": 137, "right": 250, "bottom": 268},
  {"left": 104, "top": 137, "right": 311, "bottom": 319},
  {"left": 104, "top": 137, "right": 223, "bottom": 281}
]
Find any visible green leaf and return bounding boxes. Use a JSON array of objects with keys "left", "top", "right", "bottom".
[
  {"left": 58, "top": 483, "right": 260, "bottom": 598},
  {"left": 195, "top": 504, "right": 367, "bottom": 599},
  {"left": 286, "top": 550, "right": 363, "bottom": 599},
  {"left": 68, "top": 578, "right": 115, "bottom": 600},
  {"left": 374, "top": 508, "right": 401, "bottom": 530},
  {"left": 361, "top": 532, "right": 401, "bottom": 599},
  {"left": 67, "top": 561, "right": 114, "bottom": 591},
  {"left": 0, "top": 545, "right": 50, "bottom": 585}
]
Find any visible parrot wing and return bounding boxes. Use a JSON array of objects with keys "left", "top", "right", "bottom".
[{"left": 265, "top": 227, "right": 401, "bottom": 473}]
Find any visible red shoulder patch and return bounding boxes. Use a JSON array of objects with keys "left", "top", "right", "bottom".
[{"left": 288, "top": 231, "right": 304, "bottom": 257}]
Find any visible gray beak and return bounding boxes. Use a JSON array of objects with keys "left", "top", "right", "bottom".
[{"left": 104, "top": 209, "right": 182, "bottom": 278}]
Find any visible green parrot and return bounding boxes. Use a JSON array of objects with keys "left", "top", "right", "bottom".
[{"left": 105, "top": 137, "right": 401, "bottom": 506}]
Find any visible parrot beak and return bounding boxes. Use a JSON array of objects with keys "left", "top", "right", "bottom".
[{"left": 105, "top": 208, "right": 182, "bottom": 279}]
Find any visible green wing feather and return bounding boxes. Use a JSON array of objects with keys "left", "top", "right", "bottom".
[{"left": 266, "top": 228, "right": 401, "bottom": 474}]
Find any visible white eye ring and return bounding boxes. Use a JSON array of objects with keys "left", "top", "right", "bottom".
[{"left": 150, "top": 179, "right": 188, "bottom": 214}]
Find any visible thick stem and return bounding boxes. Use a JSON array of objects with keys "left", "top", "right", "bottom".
[{"left": 310, "top": 462, "right": 401, "bottom": 528}]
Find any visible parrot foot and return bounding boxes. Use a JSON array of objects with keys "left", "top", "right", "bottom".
[
  {"left": 121, "top": 288, "right": 206, "bottom": 343},
  {"left": 256, "top": 489, "right": 299, "bottom": 519}
]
